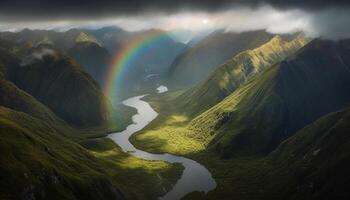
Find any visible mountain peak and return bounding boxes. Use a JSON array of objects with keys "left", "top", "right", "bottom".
[
  {"left": 269, "top": 35, "right": 284, "bottom": 44},
  {"left": 76, "top": 32, "right": 98, "bottom": 43}
]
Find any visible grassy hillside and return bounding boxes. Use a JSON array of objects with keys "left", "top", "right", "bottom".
[
  {"left": 185, "top": 105, "right": 350, "bottom": 200},
  {"left": 7, "top": 47, "right": 112, "bottom": 127},
  {"left": 132, "top": 98, "right": 350, "bottom": 200},
  {"left": 0, "top": 78, "right": 61, "bottom": 124},
  {"left": 167, "top": 30, "right": 280, "bottom": 87},
  {"left": 178, "top": 35, "right": 308, "bottom": 116},
  {"left": 0, "top": 106, "right": 183, "bottom": 200},
  {"left": 68, "top": 41, "right": 111, "bottom": 84},
  {"left": 0, "top": 106, "right": 124, "bottom": 200},
  {"left": 263, "top": 106, "right": 350, "bottom": 200},
  {"left": 132, "top": 38, "right": 350, "bottom": 166},
  {"left": 190, "top": 39, "right": 350, "bottom": 157},
  {"left": 132, "top": 39, "right": 350, "bottom": 200},
  {"left": 0, "top": 38, "right": 183, "bottom": 200},
  {"left": 0, "top": 42, "right": 63, "bottom": 125}
]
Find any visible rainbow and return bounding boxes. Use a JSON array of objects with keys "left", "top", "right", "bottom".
[{"left": 103, "top": 30, "right": 172, "bottom": 107}]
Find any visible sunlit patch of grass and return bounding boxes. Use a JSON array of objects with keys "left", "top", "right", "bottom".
[
  {"left": 81, "top": 138, "right": 184, "bottom": 200},
  {"left": 129, "top": 93, "right": 280, "bottom": 200},
  {"left": 164, "top": 115, "right": 188, "bottom": 126},
  {"left": 131, "top": 112, "right": 207, "bottom": 155},
  {"left": 0, "top": 104, "right": 183, "bottom": 200}
]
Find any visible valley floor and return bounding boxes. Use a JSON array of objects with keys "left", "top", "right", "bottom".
[
  {"left": 80, "top": 138, "right": 184, "bottom": 200},
  {"left": 130, "top": 92, "right": 298, "bottom": 200},
  {"left": 78, "top": 103, "right": 185, "bottom": 200}
]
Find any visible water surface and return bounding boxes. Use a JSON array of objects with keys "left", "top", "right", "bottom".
[{"left": 108, "top": 88, "right": 216, "bottom": 200}]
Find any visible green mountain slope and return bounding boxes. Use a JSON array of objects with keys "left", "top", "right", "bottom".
[
  {"left": 167, "top": 30, "right": 280, "bottom": 87},
  {"left": 190, "top": 39, "right": 350, "bottom": 157},
  {"left": 0, "top": 38, "right": 183, "bottom": 200},
  {"left": 179, "top": 35, "right": 308, "bottom": 116},
  {"left": 264, "top": 106, "right": 350, "bottom": 200},
  {"left": 68, "top": 41, "right": 111, "bottom": 84},
  {"left": 0, "top": 78, "right": 61, "bottom": 124},
  {"left": 0, "top": 42, "right": 61, "bottom": 124},
  {"left": 191, "top": 105, "right": 350, "bottom": 200},
  {"left": 7, "top": 47, "right": 111, "bottom": 127},
  {"left": 131, "top": 39, "right": 350, "bottom": 200},
  {"left": 0, "top": 27, "right": 185, "bottom": 95},
  {"left": 0, "top": 107, "right": 125, "bottom": 200}
]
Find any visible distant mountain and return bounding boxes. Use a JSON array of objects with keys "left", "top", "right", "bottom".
[
  {"left": 6, "top": 46, "right": 111, "bottom": 127},
  {"left": 0, "top": 27, "right": 186, "bottom": 98},
  {"left": 82, "top": 27, "right": 187, "bottom": 97},
  {"left": 68, "top": 41, "right": 111, "bottom": 84},
  {"left": 82, "top": 26, "right": 129, "bottom": 54},
  {"left": 129, "top": 29, "right": 186, "bottom": 73},
  {"left": 0, "top": 28, "right": 97, "bottom": 52},
  {"left": 179, "top": 35, "right": 308, "bottom": 116},
  {"left": 167, "top": 30, "right": 279, "bottom": 87},
  {"left": 189, "top": 39, "right": 350, "bottom": 157},
  {"left": 87, "top": 28, "right": 186, "bottom": 97},
  {"left": 0, "top": 29, "right": 115, "bottom": 85}
]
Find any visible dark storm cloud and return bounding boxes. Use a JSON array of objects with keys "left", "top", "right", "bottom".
[{"left": 0, "top": 0, "right": 350, "bottom": 21}]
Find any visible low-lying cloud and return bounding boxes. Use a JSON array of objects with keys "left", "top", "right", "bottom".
[
  {"left": 0, "top": 5, "right": 350, "bottom": 40},
  {"left": 0, "top": 0, "right": 349, "bottom": 21},
  {"left": 21, "top": 48, "right": 56, "bottom": 66}
]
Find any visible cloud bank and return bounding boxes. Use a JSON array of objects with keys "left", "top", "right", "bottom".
[
  {"left": 0, "top": 0, "right": 349, "bottom": 21},
  {"left": 0, "top": 1, "right": 349, "bottom": 40}
]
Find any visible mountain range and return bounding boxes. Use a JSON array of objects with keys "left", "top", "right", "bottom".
[
  {"left": 130, "top": 34, "right": 350, "bottom": 199},
  {"left": 1, "top": 26, "right": 350, "bottom": 200},
  {"left": 167, "top": 30, "right": 301, "bottom": 87}
]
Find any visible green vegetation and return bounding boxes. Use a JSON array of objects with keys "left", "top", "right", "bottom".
[
  {"left": 0, "top": 38, "right": 183, "bottom": 200},
  {"left": 169, "top": 39, "right": 350, "bottom": 157},
  {"left": 178, "top": 35, "right": 308, "bottom": 116},
  {"left": 0, "top": 107, "right": 124, "bottom": 200},
  {"left": 81, "top": 138, "right": 183, "bottom": 200},
  {"left": 9, "top": 50, "right": 111, "bottom": 127},
  {"left": 2, "top": 27, "right": 350, "bottom": 200},
  {"left": 0, "top": 106, "right": 183, "bottom": 200},
  {"left": 131, "top": 39, "right": 350, "bottom": 199},
  {"left": 167, "top": 30, "right": 299, "bottom": 87},
  {"left": 68, "top": 41, "right": 111, "bottom": 84}
]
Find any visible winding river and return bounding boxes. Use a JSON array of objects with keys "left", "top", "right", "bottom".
[{"left": 108, "top": 86, "right": 216, "bottom": 200}]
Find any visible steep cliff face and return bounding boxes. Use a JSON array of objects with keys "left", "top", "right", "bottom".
[
  {"left": 167, "top": 30, "right": 279, "bottom": 87},
  {"left": 189, "top": 39, "right": 350, "bottom": 157},
  {"left": 178, "top": 35, "right": 308, "bottom": 116}
]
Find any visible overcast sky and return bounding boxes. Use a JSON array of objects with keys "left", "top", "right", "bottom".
[{"left": 0, "top": 0, "right": 349, "bottom": 40}]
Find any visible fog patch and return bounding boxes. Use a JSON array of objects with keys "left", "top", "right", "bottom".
[
  {"left": 21, "top": 48, "right": 56, "bottom": 66},
  {"left": 1, "top": 5, "right": 350, "bottom": 41}
]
